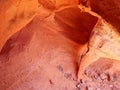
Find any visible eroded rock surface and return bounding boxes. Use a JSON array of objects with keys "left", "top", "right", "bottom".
[
  {"left": 77, "top": 58, "right": 120, "bottom": 90},
  {"left": 0, "top": 0, "right": 120, "bottom": 90},
  {"left": 78, "top": 18, "right": 120, "bottom": 90},
  {"left": 0, "top": 0, "right": 39, "bottom": 52}
]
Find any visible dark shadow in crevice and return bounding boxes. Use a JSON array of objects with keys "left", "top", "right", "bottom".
[
  {"left": 89, "top": 0, "right": 120, "bottom": 33},
  {"left": 0, "top": 22, "right": 34, "bottom": 62},
  {"left": 55, "top": 6, "right": 98, "bottom": 45}
]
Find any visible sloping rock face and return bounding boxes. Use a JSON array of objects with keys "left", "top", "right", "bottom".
[
  {"left": 0, "top": 0, "right": 39, "bottom": 52},
  {"left": 77, "top": 19, "right": 120, "bottom": 90},
  {"left": 0, "top": 0, "right": 120, "bottom": 90}
]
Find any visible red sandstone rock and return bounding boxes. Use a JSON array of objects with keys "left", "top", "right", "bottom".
[
  {"left": 0, "top": 0, "right": 120, "bottom": 90},
  {"left": 78, "top": 58, "right": 120, "bottom": 90},
  {"left": 80, "top": 0, "right": 120, "bottom": 32},
  {"left": 78, "top": 18, "right": 120, "bottom": 90}
]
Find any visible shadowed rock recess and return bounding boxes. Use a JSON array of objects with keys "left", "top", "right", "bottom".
[{"left": 0, "top": 0, "right": 120, "bottom": 90}]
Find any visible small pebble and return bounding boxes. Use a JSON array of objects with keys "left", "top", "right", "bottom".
[{"left": 100, "top": 73, "right": 107, "bottom": 80}]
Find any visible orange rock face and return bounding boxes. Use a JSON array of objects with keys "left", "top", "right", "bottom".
[
  {"left": 0, "top": 0, "right": 38, "bottom": 51},
  {"left": 0, "top": 0, "right": 120, "bottom": 90}
]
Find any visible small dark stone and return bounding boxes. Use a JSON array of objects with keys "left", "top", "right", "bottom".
[
  {"left": 80, "top": 79, "right": 83, "bottom": 84},
  {"left": 56, "top": 65, "right": 63, "bottom": 72},
  {"left": 64, "top": 73, "right": 72, "bottom": 79},
  {"left": 49, "top": 80, "right": 53, "bottom": 85}
]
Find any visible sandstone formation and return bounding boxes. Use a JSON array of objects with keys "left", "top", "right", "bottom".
[
  {"left": 0, "top": 0, "right": 120, "bottom": 90},
  {"left": 0, "top": 0, "right": 39, "bottom": 52}
]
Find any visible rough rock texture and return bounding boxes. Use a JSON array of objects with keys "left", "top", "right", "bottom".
[
  {"left": 0, "top": 10, "right": 78, "bottom": 90},
  {"left": 0, "top": 0, "right": 120, "bottom": 90},
  {"left": 77, "top": 19, "right": 120, "bottom": 90},
  {"left": 0, "top": 4, "right": 92, "bottom": 90},
  {"left": 77, "top": 58, "right": 120, "bottom": 90}
]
